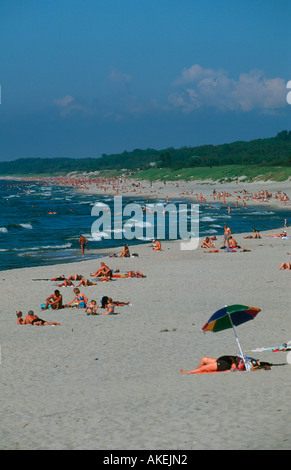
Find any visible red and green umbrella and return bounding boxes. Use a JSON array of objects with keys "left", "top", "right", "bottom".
[
  {"left": 202, "top": 304, "right": 261, "bottom": 333},
  {"left": 202, "top": 304, "right": 261, "bottom": 370}
]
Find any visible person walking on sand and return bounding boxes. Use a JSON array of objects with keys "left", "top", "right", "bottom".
[{"left": 79, "top": 234, "right": 88, "bottom": 257}]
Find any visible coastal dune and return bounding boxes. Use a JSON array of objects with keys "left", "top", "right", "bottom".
[{"left": 1, "top": 218, "right": 291, "bottom": 449}]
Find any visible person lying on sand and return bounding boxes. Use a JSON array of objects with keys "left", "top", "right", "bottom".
[
  {"left": 244, "top": 228, "right": 261, "bottom": 239},
  {"left": 201, "top": 237, "right": 216, "bottom": 248},
  {"left": 50, "top": 275, "right": 66, "bottom": 281},
  {"left": 17, "top": 310, "right": 60, "bottom": 326},
  {"left": 91, "top": 262, "right": 112, "bottom": 279},
  {"left": 279, "top": 262, "right": 291, "bottom": 270},
  {"left": 76, "top": 278, "right": 97, "bottom": 287},
  {"left": 100, "top": 296, "right": 130, "bottom": 309},
  {"left": 264, "top": 231, "right": 287, "bottom": 237},
  {"left": 243, "top": 234, "right": 261, "bottom": 239},
  {"left": 126, "top": 271, "right": 146, "bottom": 278},
  {"left": 85, "top": 300, "right": 98, "bottom": 315},
  {"left": 180, "top": 355, "right": 271, "bottom": 374},
  {"left": 64, "top": 288, "right": 88, "bottom": 308},
  {"left": 67, "top": 274, "right": 84, "bottom": 281},
  {"left": 43, "top": 290, "right": 63, "bottom": 310},
  {"left": 57, "top": 279, "right": 75, "bottom": 287}
]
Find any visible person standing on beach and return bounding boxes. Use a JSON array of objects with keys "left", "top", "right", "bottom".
[
  {"left": 78, "top": 234, "right": 88, "bottom": 257},
  {"left": 222, "top": 225, "right": 231, "bottom": 247}
]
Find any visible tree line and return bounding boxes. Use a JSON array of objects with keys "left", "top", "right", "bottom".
[{"left": 1, "top": 130, "right": 291, "bottom": 176}]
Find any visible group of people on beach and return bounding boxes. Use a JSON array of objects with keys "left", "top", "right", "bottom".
[
  {"left": 16, "top": 254, "right": 146, "bottom": 325},
  {"left": 15, "top": 180, "right": 289, "bottom": 376}
]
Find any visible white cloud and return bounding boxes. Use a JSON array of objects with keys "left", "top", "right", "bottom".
[
  {"left": 171, "top": 65, "right": 287, "bottom": 113},
  {"left": 108, "top": 68, "right": 132, "bottom": 84},
  {"left": 53, "top": 95, "right": 89, "bottom": 117},
  {"left": 53, "top": 95, "right": 74, "bottom": 107}
]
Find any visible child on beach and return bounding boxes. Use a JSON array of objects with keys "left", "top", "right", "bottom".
[
  {"left": 16, "top": 311, "right": 23, "bottom": 324},
  {"left": 85, "top": 300, "right": 98, "bottom": 315},
  {"left": 105, "top": 298, "right": 115, "bottom": 315}
]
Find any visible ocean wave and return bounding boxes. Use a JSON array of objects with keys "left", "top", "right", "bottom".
[
  {"left": 200, "top": 216, "right": 216, "bottom": 222},
  {"left": 13, "top": 243, "right": 72, "bottom": 252},
  {"left": 19, "top": 223, "right": 33, "bottom": 230},
  {"left": 250, "top": 210, "right": 275, "bottom": 215},
  {"left": 90, "top": 232, "right": 111, "bottom": 241},
  {"left": 0, "top": 227, "right": 8, "bottom": 233}
]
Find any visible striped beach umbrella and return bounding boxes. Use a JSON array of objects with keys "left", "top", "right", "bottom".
[{"left": 202, "top": 304, "right": 261, "bottom": 370}]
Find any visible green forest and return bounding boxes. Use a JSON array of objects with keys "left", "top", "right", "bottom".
[{"left": 1, "top": 130, "right": 291, "bottom": 178}]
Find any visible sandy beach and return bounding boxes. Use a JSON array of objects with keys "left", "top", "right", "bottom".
[{"left": 1, "top": 179, "right": 291, "bottom": 450}]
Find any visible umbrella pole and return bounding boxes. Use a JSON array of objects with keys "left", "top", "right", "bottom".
[{"left": 227, "top": 312, "right": 248, "bottom": 371}]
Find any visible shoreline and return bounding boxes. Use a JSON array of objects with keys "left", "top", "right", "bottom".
[
  {"left": 2, "top": 175, "right": 291, "bottom": 211},
  {"left": 1, "top": 176, "right": 290, "bottom": 272}
]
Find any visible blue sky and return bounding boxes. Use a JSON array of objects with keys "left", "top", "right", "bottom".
[{"left": 0, "top": 0, "right": 290, "bottom": 161}]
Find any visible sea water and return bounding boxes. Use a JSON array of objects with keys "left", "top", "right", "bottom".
[{"left": 0, "top": 179, "right": 288, "bottom": 271}]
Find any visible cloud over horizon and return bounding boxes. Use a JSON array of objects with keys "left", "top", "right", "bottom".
[{"left": 170, "top": 64, "right": 287, "bottom": 113}]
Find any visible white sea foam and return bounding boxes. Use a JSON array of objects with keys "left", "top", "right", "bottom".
[
  {"left": 200, "top": 216, "right": 216, "bottom": 222},
  {"left": 13, "top": 243, "right": 72, "bottom": 252},
  {"left": 19, "top": 223, "right": 33, "bottom": 229}
]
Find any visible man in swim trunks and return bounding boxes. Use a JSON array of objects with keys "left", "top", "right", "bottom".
[
  {"left": 91, "top": 262, "right": 112, "bottom": 279},
  {"left": 78, "top": 235, "right": 88, "bottom": 257},
  {"left": 222, "top": 225, "right": 231, "bottom": 247},
  {"left": 228, "top": 236, "right": 240, "bottom": 249},
  {"left": 19, "top": 310, "right": 60, "bottom": 326},
  {"left": 43, "top": 290, "right": 63, "bottom": 310}
]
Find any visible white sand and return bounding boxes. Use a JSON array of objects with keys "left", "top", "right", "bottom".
[{"left": 1, "top": 179, "right": 291, "bottom": 450}]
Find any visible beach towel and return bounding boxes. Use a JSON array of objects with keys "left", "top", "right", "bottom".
[{"left": 249, "top": 342, "right": 291, "bottom": 353}]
